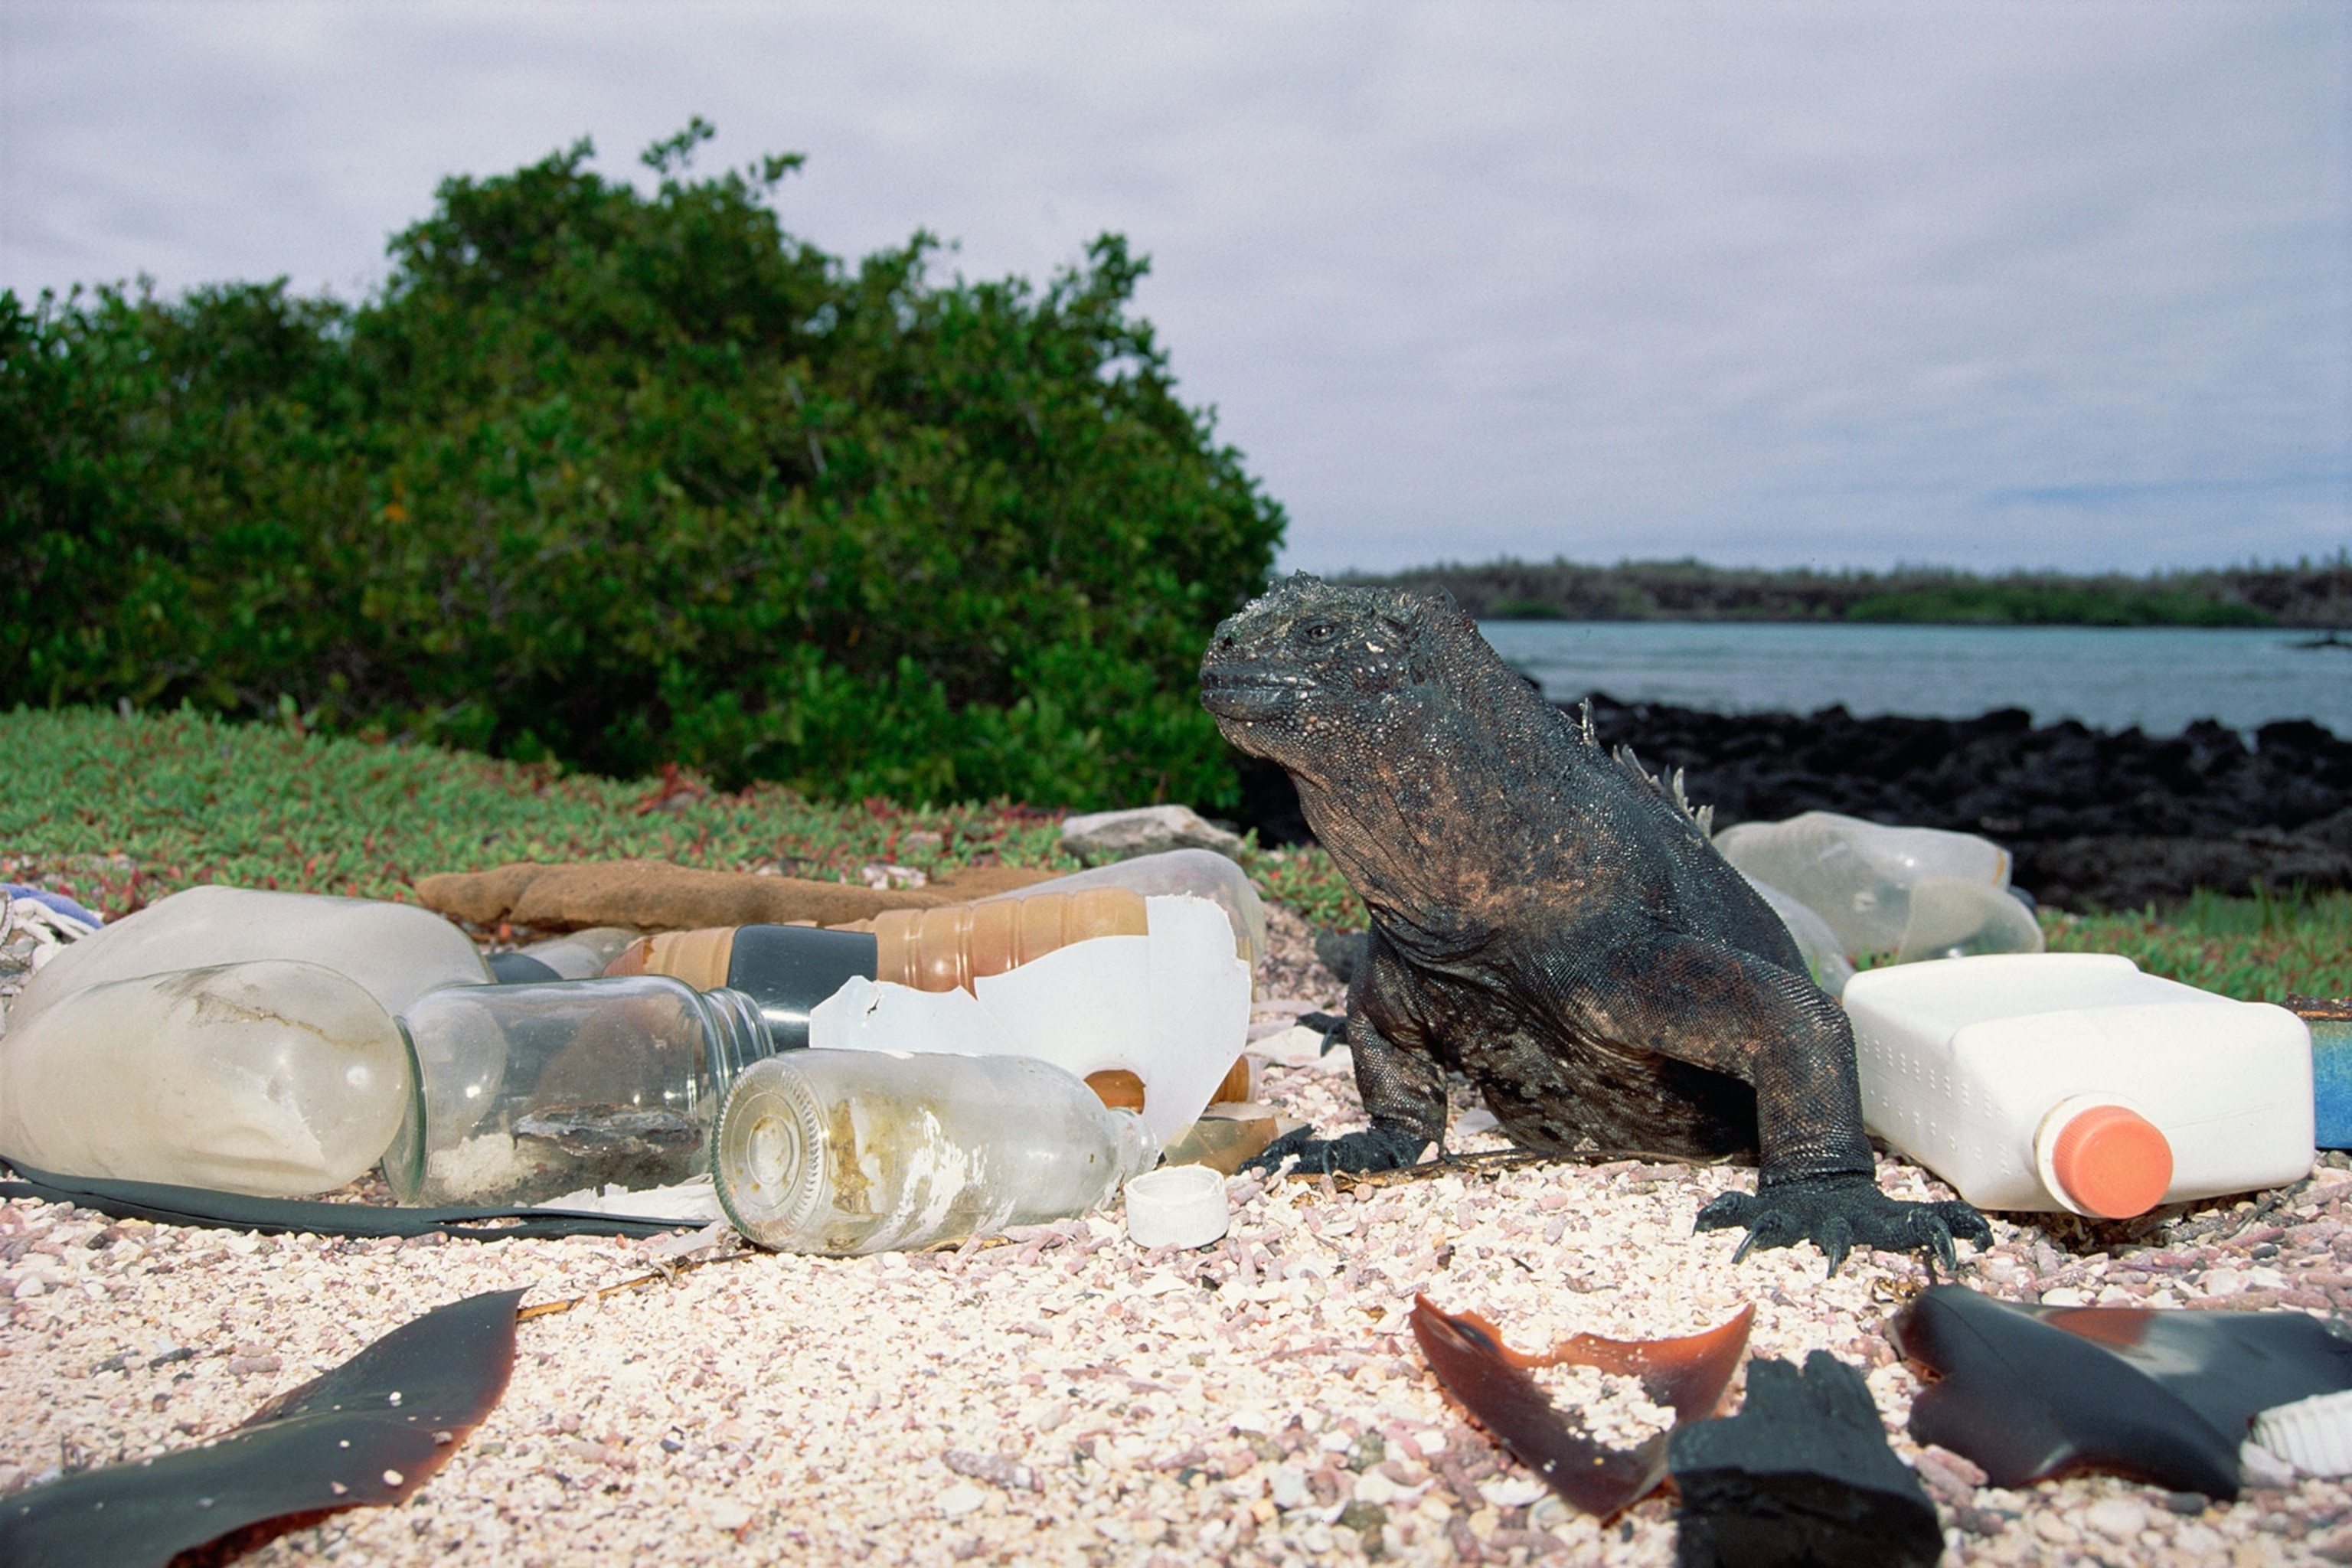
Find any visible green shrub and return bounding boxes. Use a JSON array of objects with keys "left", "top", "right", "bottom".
[{"left": 2, "top": 123, "right": 1283, "bottom": 808}]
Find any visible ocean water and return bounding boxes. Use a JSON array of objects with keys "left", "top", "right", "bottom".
[{"left": 1477, "top": 620, "right": 2352, "bottom": 737}]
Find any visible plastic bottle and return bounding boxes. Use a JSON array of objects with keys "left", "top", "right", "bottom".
[
  {"left": 1712, "top": 812, "right": 2040, "bottom": 964},
  {"left": 813, "top": 893, "right": 1252, "bottom": 1147},
  {"left": 6, "top": 885, "right": 489, "bottom": 1036},
  {"left": 710, "top": 1049, "right": 1155, "bottom": 1254},
  {"left": 605, "top": 888, "right": 1147, "bottom": 1049},
  {"left": 386, "top": 975, "right": 775, "bottom": 1207},
  {"left": 1844, "top": 952, "right": 2314, "bottom": 1217},
  {"left": 980, "top": 848, "right": 1267, "bottom": 971},
  {"left": 1737, "top": 874, "right": 1857, "bottom": 996},
  {"left": 0, "top": 961, "right": 413, "bottom": 1196}
]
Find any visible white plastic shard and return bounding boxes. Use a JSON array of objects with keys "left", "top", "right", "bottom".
[
  {"left": 813, "top": 894, "right": 1251, "bottom": 1149},
  {"left": 973, "top": 933, "right": 1152, "bottom": 1096},
  {"left": 808, "top": 973, "right": 1023, "bottom": 1059},
  {"left": 1138, "top": 893, "right": 1255, "bottom": 1147}
]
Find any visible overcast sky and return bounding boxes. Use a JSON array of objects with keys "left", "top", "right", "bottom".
[{"left": 5, "top": 1, "right": 2346, "bottom": 574}]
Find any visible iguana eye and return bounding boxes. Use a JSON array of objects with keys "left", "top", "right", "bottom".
[{"left": 1302, "top": 621, "right": 1338, "bottom": 642}]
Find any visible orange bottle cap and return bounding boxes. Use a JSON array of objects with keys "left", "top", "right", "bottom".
[{"left": 2049, "top": 1103, "right": 2173, "bottom": 1219}]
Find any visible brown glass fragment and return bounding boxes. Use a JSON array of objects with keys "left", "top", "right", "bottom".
[
  {"left": 0, "top": 1289, "right": 524, "bottom": 1568},
  {"left": 1893, "top": 1283, "right": 2352, "bottom": 1500},
  {"left": 1410, "top": 1294, "right": 1754, "bottom": 1517}
]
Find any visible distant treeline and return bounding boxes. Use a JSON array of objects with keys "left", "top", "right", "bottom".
[{"left": 1337, "top": 557, "right": 2352, "bottom": 629}]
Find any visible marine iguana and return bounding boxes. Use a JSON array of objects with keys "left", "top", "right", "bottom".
[{"left": 1198, "top": 573, "right": 1989, "bottom": 1273}]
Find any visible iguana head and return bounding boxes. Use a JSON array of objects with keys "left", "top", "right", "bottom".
[{"left": 1199, "top": 573, "right": 1450, "bottom": 770}]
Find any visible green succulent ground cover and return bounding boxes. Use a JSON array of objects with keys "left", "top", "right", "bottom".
[{"left": 7, "top": 705, "right": 2341, "bottom": 1003}]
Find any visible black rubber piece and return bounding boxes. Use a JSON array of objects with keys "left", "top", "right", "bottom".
[
  {"left": 0, "top": 1163, "right": 699, "bottom": 1240},
  {"left": 1668, "top": 1351, "right": 1942, "bottom": 1568},
  {"left": 0, "top": 1289, "right": 524, "bottom": 1568},
  {"left": 1891, "top": 1283, "right": 2352, "bottom": 1500}
]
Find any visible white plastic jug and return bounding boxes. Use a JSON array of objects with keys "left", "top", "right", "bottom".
[{"left": 1844, "top": 952, "right": 2314, "bottom": 1217}]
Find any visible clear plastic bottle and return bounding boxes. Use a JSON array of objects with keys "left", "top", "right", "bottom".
[
  {"left": 1713, "top": 812, "right": 2040, "bottom": 963},
  {"left": 710, "top": 1049, "right": 1155, "bottom": 1254},
  {"left": 0, "top": 961, "right": 413, "bottom": 1196},
  {"left": 6, "top": 885, "right": 489, "bottom": 1036},
  {"left": 386, "top": 975, "right": 774, "bottom": 1206}
]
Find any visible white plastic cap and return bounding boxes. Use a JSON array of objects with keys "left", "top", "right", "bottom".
[
  {"left": 2253, "top": 1389, "right": 2352, "bottom": 1478},
  {"left": 1125, "top": 1165, "right": 1230, "bottom": 1250}
]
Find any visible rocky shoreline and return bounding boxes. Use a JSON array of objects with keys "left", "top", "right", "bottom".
[{"left": 1233, "top": 697, "right": 2352, "bottom": 912}]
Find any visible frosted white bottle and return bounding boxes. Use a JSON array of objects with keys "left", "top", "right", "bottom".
[
  {"left": 1844, "top": 952, "right": 2314, "bottom": 1217},
  {"left": 6, "top": 885, "right": 488, "bottom": 1035},
  {"left": 0, "top": 961, "right": 413, "bottom": 1196}
]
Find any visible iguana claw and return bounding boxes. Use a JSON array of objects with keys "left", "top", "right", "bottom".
[
  {"left": 1694, "top": 1172, "right": 1990, "bottom": 1277},
  {"left": 1245, "top": 1123, "right": 1432, "bottom": 1177}
]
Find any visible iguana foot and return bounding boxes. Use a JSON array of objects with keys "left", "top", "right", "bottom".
[
  {"left": 1693, "top": 1172, "right": 1991, "bottom": 1276},
  {"left": 1246, "top": 1124, "right": 1432, "bottom": 1177}
]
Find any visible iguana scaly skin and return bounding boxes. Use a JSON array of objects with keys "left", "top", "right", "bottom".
[{"left": 1199, "top": 573, "right": 1989, "bottom": 1273}]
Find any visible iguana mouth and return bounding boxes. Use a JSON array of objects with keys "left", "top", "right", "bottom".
[{"left": 1198, "top": 665, "right": 1308, "bottom": 722}]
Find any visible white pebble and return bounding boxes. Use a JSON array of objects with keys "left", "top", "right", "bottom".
[
  {"left": 2084, "top": 1498, "right": 2146, "bottom": 1539},
  {"left": 936, "top": 1481, "right": 988, "bottom": 1519}
]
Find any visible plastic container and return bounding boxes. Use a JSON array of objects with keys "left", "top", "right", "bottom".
[
  {"left": 1713, "top": 812, "right": 2040, "bottom": 963},
  {"left": 980, "top": 849, "right": 1267, "bottom": 971},
  {"left": 386, "top": 975, "right": 775, "bottom": 1207},
  {"left": 7, "top": 885, "right": 489, "bottom": 1036},
  {"left": 2295, "top": 1000, "right": 2352, "bottom": 1149},
  {"left": 606, "top": 924, "right": 878, "bottom": 1050},
  {"left": 606, "top": 888, "right": 1148, "bottom": 1049},
  {"left": 876, "top": 887, "right": 1146, "bottom": 989},
  {"left": 2253, "top": 1390, "right": 2352, "bottom": 1478},
  {"left": 811, "top": 893, "right": 1252, "bottom": 1146},
  {"left": 489, "top": 927, "right": 642, "bottom": 984},
  {"left": 1845, "top": 952, "right": 2314, "bottom": 1217},
  {"left": 0, "top": 961, "right": 413, "bottom": 1196},
  {"left": 1739, "top": 874, "right": 1857, "bottom": 996},
  {"left": 1125, "top": 1164, "right": 1231, "bottom": 1248},
  {"left": 710, "top": 1049, "right": 1154, "bottom": 1254}
]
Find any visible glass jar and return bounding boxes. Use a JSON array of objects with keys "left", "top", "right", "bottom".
[{"left": 386, "top": 975, "right": 773, "bottom": 1206}]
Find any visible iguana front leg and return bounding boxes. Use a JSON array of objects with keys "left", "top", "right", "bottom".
[
  {"left": 1560, "top": 929, "right": 1989, "bottom": 1275},
  {"left": 1250, "top": 930, "right": 1446, "bottom": 1175}
]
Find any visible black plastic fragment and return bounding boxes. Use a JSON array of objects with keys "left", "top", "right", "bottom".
[
  {"left": 0, "top": 1289, "right": 525, "bottom": 1568},
  {"left": 1891, "top": 1283, "right": 2352, "bottom": 1499},
  {"left": 1668, "top": 1351, "right": 1942, "bottom": 1568},
  {"left": 0, "top": 1162, "right": 697, "bottom": 1240}
]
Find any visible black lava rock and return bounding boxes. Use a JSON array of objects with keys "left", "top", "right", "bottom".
[
  {"left": 1224, "top": 699, "right": 2352, "bottom": 911},
  {"left": 1668, "top": 1351, "right": 1942, "bottom": 1568}
]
